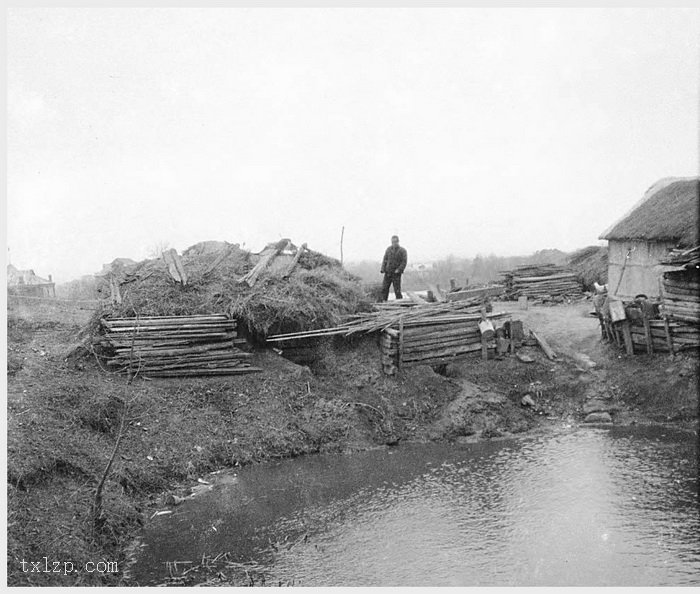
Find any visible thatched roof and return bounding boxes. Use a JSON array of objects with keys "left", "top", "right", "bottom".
[{"left": 599, "top": 177, "right": 699, "bottom": 246}]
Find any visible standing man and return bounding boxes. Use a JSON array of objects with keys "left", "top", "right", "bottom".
[{"left": 380, "top": 235, "right": 407, "bottom": 301}]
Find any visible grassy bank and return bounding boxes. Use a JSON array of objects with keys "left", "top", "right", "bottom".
[{"left": 6, "top": 299, "right": 698, "bottom": 586}]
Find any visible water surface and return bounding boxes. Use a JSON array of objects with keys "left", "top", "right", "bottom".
[{"left": 134, "top": 425, "right": 699, "bottom": 586}]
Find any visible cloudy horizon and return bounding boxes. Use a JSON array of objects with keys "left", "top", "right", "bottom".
[{"left": 7, "top": 7, "right": 699, "bottom": 283}]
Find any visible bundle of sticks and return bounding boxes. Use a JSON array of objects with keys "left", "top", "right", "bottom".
[
  {"left": 501, "top": 264, "right": 582, "bottom": 300},
  {"left": 660, "top": 270, "right": 700, "bottom": 324},
  {"left": 99, "top": 314, "right": 261, "bottom": 377},
  {"left": 265, "top": 298, "right": 497, "bottom": 342}
]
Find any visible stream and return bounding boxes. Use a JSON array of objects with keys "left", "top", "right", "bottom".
[{"left": 133, "top": 424, "right": 699, "bottom": 586}]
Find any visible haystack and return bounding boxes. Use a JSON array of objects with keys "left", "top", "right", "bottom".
[
  {"left": 91, "top": 240, "right": 371, "bottom": 340},
  {"left": 567, "top": 245, "right": 608, "bottom": 291}
]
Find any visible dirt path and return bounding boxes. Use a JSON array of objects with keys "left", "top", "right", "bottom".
[
  {"left": 498, "top": 300, "right": 604, "bottom": 362},
  {"left": 497, "top": 300, "right": 697, "bottom": 424}
]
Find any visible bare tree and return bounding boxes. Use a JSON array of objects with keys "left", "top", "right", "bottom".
[{"left": 146, "top": 240, "right": 171, "bottom": 259}]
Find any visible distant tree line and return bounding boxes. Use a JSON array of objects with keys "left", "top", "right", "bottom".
[
  {"left": 346, "top": 249, "right": 570, "bottom": 291},
  {"left": 55, "top": 276, "right": 101, "bottom": 300}
]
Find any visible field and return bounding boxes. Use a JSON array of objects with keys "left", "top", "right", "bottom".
[{"left": 6, "top": 295, "right": 698, "bottom": 585}]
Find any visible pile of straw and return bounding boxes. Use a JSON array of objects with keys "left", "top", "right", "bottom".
[
  {"left": 230, "top": 267, "right": 372, "bottom": 336},
  {"left": 92, "top": 241, "right": 370, "bottom": 339},
  {"left": 567, "top": 246, "right": 608, "bottom": 291}
]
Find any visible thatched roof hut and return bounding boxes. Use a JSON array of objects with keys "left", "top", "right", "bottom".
[{"left": 599, "top": 177, "right": 699, "bottom": 300}]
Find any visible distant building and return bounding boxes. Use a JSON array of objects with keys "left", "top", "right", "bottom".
[
  {"left": 599, "top": 177, "right": 699, "bottom": 300},
  {"left": 7, "top": 264, "right": 56, "bottom": 297}
]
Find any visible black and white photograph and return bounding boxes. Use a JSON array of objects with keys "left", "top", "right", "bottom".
[{"left": 5, "top": 4, "right": 700, "bottom": 587}]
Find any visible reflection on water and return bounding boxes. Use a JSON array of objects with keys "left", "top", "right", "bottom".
[{"left": 134, "top": 425, "right": 699, "bottom": 586}]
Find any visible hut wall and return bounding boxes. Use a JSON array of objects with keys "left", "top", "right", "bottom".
[{"left": 607, "top": 239, "right": 676, "bottom": 300}]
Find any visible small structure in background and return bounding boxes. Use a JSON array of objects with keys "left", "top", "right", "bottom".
[
  {"left": 6, "top": 264, "right": 55, "bottom": 297},
  {"left": 599, "top": 177, "right": 699, "bottom": 300}
]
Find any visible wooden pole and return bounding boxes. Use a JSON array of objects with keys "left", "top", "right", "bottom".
[
  {"left": 663, "top": 316, "right": 674, "bottom": 356},
  {"left": 531, "top": 330, "right": 557, "bottom": 360},
  {"left": 398, "top": 317, "right": 404, "bottom": 372},
  {"left": 642, "top": 309, "right": 654, "bottom": 355},
  {"left": 340, "top": 226, "right": 345, "bottom": 265},
  {"left": 621, "top": 320, "right": 634, "bottom": 355},
  {"left": 283, "top": 243, "right": 307, "bottom": 279}
]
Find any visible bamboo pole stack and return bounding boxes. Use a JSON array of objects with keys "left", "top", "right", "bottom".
[
  {"left": 265, "top": 298, "right": 497, "bottom": 342},
  {"left": 501, "top": 264, "right": 582, "bottom": 301},
  {"left": 100, "top": 314, "right": 261, "bottom": 377}
]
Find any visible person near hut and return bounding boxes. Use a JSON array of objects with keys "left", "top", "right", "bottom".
[{"left": 380, "top": 235, "right": 407, "bottom": 301}]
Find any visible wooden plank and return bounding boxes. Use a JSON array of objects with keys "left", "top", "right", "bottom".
[
  {"left": 642, "top": 309, "right": 653, "bottom": 354},
  {"left": 531, "top": 330, "right": 557, "bottom": 360},
  {"left": 663, "top": 317, "right": 674, "bottom": 355},
  {"left": 162, "top": 248, "right": 188, "bottom": 285},
  {"left": 445, "top": 285, "right": 505, "bottom": 302},
  {"left": 402, "top": 327, "right": 480, "bottom": 343},
  {"left": 403, "top": 348, "right": 494, "bottom": 368},
  {"left": 109, "top": 274, "right": 122, "bottom": 305},
  {"left": 400, "top": 324, "right": 479, "bottom": 337},
  {"left": 401, "top": 342, "right": 484, "bottom": 362},
  {"left": 402, "top": 338, "right": 481, "bottom": 354},
  {"left": 282, "top": 243, "right": 307, "bottom": 279},
  {"left": 238, "top": 240, "right": 290, "bottom": 287},
  {"left": 609, "top": 300, "right": 626, "bottom": 323},
  {"left": 145, "top": 368, "right": 262, "bottom": 377},
  {"left": 620, "top": 320, "right": 634, "bottom": 355},
  {"left": 106, "top": 314, "right": 229, "bottom": 321}
]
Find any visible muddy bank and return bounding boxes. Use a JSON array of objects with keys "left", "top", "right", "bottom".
[{"left": 6, "top": 301, "right": 698, "bottom": 585}]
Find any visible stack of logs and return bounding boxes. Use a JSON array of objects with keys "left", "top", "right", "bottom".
[
  {"left": 501, "top": 264, "right": 582, "bottom": 301},
  {"left": 660, "top": 269, "right": 700, "bottom": 324},
  {"left": 380, "top": 312, "right": 509, "bottom": 375},
  {"left": 100, "top": 314, "right": 261, "bottom": 377}
]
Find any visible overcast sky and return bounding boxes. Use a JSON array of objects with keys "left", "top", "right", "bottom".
[{"left": 7, "top": 7, "right": 700, "bottom": 282}]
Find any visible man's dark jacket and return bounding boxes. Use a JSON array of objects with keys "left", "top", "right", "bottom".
[{"left": 381, "top": 245, "right": 407, "bottom": 275}]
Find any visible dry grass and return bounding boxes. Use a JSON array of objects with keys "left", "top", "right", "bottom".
[
  {"left": 93, "top": 242, "right": 370, "bottom": 338},
  {"left": 230, "top": 267, "right": 372, "bottom": 337}
]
